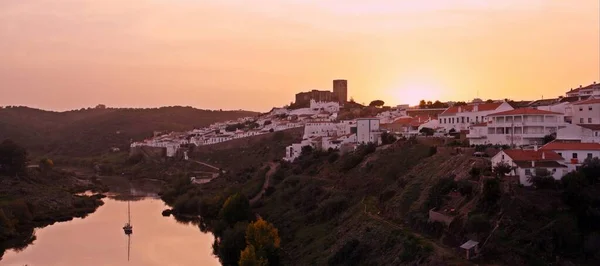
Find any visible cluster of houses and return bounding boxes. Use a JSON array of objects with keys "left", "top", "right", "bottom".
[
  {"left": 131, "top": 99, "right": 342, "bottom": 157},
  {"left": 132, "top": 81, "right": 600, "bottom": 187}
]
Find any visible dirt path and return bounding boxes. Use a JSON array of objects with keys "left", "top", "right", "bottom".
[
  {"left": 188, "top": 159, "right": 221, "bottom": 171},
  {"left": 361, "top": 199, "right": 470, "bottom": 265},
  {"left": 250, "top": 162, "right": 278, "bottom": 204}
]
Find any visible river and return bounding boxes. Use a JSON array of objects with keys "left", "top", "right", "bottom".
[{"left": 1, "top": 195, "right": 221, "bottom": 266}]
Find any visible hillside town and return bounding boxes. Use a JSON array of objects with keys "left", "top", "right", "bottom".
[{"left": 131, "top": 80, "right": 600, "bottom": 187}]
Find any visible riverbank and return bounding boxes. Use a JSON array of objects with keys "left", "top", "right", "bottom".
[{"left": 0, "top": 168, "right": 105, "bottom": 258}]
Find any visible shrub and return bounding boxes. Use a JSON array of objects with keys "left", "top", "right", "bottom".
[
  {"left": 528, "top": 168, "right": 558, "bottom": 189},
  {"left": 328, "top": 239, "right": 364, "bottom": 266},
  {"left": 458, "top": 180, "right": 474, "bottom": 197},
  {"left": 467, "top": 214, "right": 491, "bottom": 235},
  {"left": 428, "top": 146, "right": 438, "bottom": 156},
  {"left": 327, "top": 152, "right": 340, "bottom": 163},
  {"left": 469, "top": 167, "right": 481, "bottom": 179},
  {"left": 317, "top": 196, "right": 349, "bottom": 221},
  {"left": 493, "top": 162, "right": 513, "bottom": 177},
  {"left": 220, "top": 193, "right": 251, "bottom": 225},
  {"left": 482, "top": 178, "right": 501, "bottom": 206}
]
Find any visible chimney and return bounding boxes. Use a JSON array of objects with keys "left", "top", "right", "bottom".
[
  {"left": 534, "top": 145, "right": 538, "bottom": 151},
  {"left": 458, "top": 106, "right": 462, "bottom": 113},
  {"left": 531, "top": 161, "right": 535, "bottom": 168},
  {"left": 542, "top": 152, "right": 545, "bottom": 160}
]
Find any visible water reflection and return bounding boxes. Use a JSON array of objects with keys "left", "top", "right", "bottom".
[{"left": 1, "top": 197, "right": 220, "bottom": 266}]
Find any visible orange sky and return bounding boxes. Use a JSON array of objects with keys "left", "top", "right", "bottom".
[{"left": 0, "top": 0, "right": 598, "bottom": 111}]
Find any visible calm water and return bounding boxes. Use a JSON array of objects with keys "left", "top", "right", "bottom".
[{"left": 1, "top": 196, "right": 220, "bottom": 266}]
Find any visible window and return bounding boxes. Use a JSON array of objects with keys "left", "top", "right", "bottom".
[
  {"left": 558, "top": 152, "right": 562, "bottom": 157},
  {"left": 461, "top": 117, "right": 465, "bottom": 123},
  {"left": 588, "top": 153, "right": 593, "bottom": 159},
  {"left": 525, "top": 169, "right": 532, "bottom": 176},
  {"left": 467, "top": 117, "right": 470, "bottom": 123},
  {"left": 589, "top": 118, "right": 593, "bottom": 123},
  {"left": 501, "top": 155, "right": 505, "bottom": 160},
  {"left": 580, "top": 107, "right": 583, "bottom": 111},
  {"left": 580, "top": 118, "right": 584, "bottom": 123},
  {"left": 590, "top": 106, "right": 593, "bottom": 111},
  {"left": 552, "top": 169, "right": 556, "bottom": 173},
  {"left": 573, "top": 153, "right": 578, "bottom": 159},
  {"left": 476, "top": 116, "right": 479, "bottom": 122}
]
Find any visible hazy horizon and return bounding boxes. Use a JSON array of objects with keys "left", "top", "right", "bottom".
[{"left": 1, "top": 0, "right": 599, "bottom": 112}]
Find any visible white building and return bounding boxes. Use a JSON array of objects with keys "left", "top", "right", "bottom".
[
  {"left": 491, "top": 148, "right": 567, "bottom": 186},
  {"left": 304, "top": 121, "right": 339, "bottom": 137},
  {"left": 484, "top": 108, "right": 566, "bottom": 146},
  {"left": 310, "top": 99, "right": 340, "bottom": 113},
  {"left": 557, "top": 124, "right": 600, "bottom": 143},
  {"left": 356, "top": 118, "right": 381, "bottom": 144},
  {"left": 566, "top": 82, "right": 600, "bottom": 97},
  {"left": 466, "top": 123, "right": 489, "bottom": 145},
  {"left": 540, "top": 141, "right": 600, "bottom": 172},
  {"left": 438, "top": 102, "right": 513, "bottom": 132},
  {"left": 571, "top": 98, "right": 600, "bottom": 125}
]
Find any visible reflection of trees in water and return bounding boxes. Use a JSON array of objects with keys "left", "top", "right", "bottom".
[{"left": 108, "top": 194, "right": 152, "bottom": 202}]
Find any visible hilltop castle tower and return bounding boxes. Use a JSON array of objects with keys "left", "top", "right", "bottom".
[{"left": 333, "top": 79, "right": 348, "bottom": 103}]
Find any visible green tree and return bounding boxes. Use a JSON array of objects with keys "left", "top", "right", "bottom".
[
  {"left": 39, "top": 158, "right": 54, "bottom": 172},
  {"left": 482, "top": 178, "right": 501, "bottom": 205},
  {"left": 581, "top": 157, "right": 600, "bottom": 184},
  {"left": 528, "top": 168, "right": 557, "bottom": 189},
  {"left": 454, "top": 101, "right": 468, "bottom": 106},
  {"left": 242, "top": 218, "right": 281, "bottom": 266},
  {"left": 368, "top": 100, "right": 385, "bottom": 107},
  {"left": 239, "top": 245, "right": 266, "bottom": 266},
  {"left": 419, "top": 100, "right": 426, "bottom": 109},
  {"left": 493, "top": 161, "right": 513, "bottom": 177},
  {"left": 0, "top": 140, "right": 27, "bottom": 176},
  {"left": 220, "top": 193, "right": 251, "bottom": 225},
  {"left": 419, "top": 127, "right": 434, "bottom": 136},
  {"left": 543, "top": 133, "right": 556, "bottom": 144},
  {"left": 380, "top": 132, "right": 397, "bottom": 145},
  {"left": 218, "top": 222, "right": 249, "bottom": 266}
]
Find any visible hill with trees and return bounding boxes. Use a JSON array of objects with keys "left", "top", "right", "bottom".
[
  {"left": 0, "top": 106, "right": 257, "bottom": 157},
  {"left": 162, "top": 137, "right": 600, "bottom": 265}
]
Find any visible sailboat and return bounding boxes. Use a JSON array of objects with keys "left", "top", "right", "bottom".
[{"left": 123, "top": 200, "right": 133, "bottom": 235}]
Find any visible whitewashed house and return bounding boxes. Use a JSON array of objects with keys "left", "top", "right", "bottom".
[
  {"left": 557, "top": 124, "right": 600, "bottom": 143},
  {"left": 571, "top": 98, "right": 600, "bottom": 125},
  {"left": 540, "top": 141, "right": 600, "bottom": 172},
  {"left": 438, "top": 101, "right": 513, "bottom": 132},
  {"left": 491, "top": 148, "right": 567, "bottom": 186},
  {"left": 566, "top": 82, "right": 600, "bottom": 97},
  {"left": 484, "top": 108, "right": 566, "bottom": 146},
  {"left": 356, "top": 118, "right": 381, "bottom": 144},
  {"left": 466, "top": 123, "right": 489, "bottom": 145},
  {"left": 310, "top": 99, "right": 340, "bottom": 113},
  {"left": 304, "top": 121, "right": 339, "bottom": 137}
]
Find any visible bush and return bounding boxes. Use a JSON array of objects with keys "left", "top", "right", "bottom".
[
  {"left": 482, "top": 178, "right": 501, "bottom": 207},
  {"left": 327, "top": 152, "right": 340, "bottom": 163},
  {"left": 469, "top": 167, "right": 481, "bottom": 179},
  {"left": 328, "top": 239, "right": 365, "bottom": 266},
  {"left": 317, "top": 196, "right": 349, "bottom": 221},
  {"left": 529, "top": 168, "right": 558, "bottom": 189},
  {"left": 428, "top": 146, "right": 437, "bottom": 156},
  {"left": 467, "top": 214, "right": 491, "bottom": 235},
  {"left": 458, "top": 180, "right": 474, "bottom": 197}
]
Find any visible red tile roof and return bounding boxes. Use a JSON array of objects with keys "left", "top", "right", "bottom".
[
  {"left": 578, "top": 124, "right": 600, "bottom": 130},
  {"left": 573, "top": 99, "right": 600, "bottom": 105},
  {"left": 541, "top": 141, "right": 600, "bottom": 151},
  {"left": 440, "top": 103, "right": 503, "bottom": 116},
  {"left": 488, "top": 108, "right": 562, "bottom": 116},
  {"left": 503, "top": 149, "right": 563, "bottom": 161},
  {"left": 513, "top": 161, "right": 567, "bottom": 168}
]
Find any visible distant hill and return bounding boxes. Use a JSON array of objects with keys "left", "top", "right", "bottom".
[{"left": 0, "top": 106, "right": 258, "bottom": 157}]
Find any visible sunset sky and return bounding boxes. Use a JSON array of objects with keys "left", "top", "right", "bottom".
[{"left": 0, "top": 0, "right": 598, "bottom": 112}]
